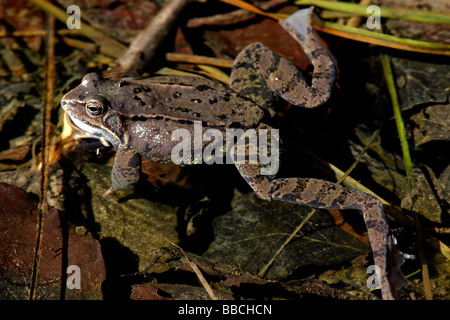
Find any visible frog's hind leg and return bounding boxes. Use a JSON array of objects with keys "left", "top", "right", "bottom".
[
  {"left": 233, "top": 128, "right": 406, "bottom": 299},
  {"left": 230, "top": 7, "right": 336, "bottom": 112}
]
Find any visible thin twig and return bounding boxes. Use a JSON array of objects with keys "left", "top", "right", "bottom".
[
  {"left": 29, "top": 14, "right": 55, "bottom": 301},
  {"left": 111, "top": 0, "right": 189, "bottom": 77}
]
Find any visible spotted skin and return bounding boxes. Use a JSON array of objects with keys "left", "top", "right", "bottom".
[{"left": 231, "top": 8, "right": 336, "bottom": 112}]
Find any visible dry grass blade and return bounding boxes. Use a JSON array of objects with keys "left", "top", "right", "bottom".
[
  {"left": 258, "top": 208, "right": 317, "bottom": 278},
  {"left": 166, "top": 239, "right": 218, "bottom": 300},
  {"left": 0, "top": 29, "right": 80, "bottom": 37},
  {"left": 218, "top": 0, "right": 286, "bottom": 20},
  {"left": 165, "top": 53, "right": 234, "bottom": 69}
]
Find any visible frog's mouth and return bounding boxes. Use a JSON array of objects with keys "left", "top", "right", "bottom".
[
  {"left": 64, "top": 111, "right": 120, "bottom": 148},
  {"left": 65, "top": 112, "right": 104, "bottom": 138}
]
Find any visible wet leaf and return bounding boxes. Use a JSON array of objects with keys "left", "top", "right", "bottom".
[
  {"left": 132, "top": 283, "right": 232, "bottom": 300},
  {"left": 411, "top": 104, "right": 450, "bottom": 147},
  {"left": 141, "top": 251, "right": 376, "bottom": 300},
  {"left": 203, "top": 192, "right": 368, "bottom": 280},
  {"left": 0, "top": 183, "right": 105, "bottom": 300},
  {"left": 391, "top": 57, "right": 450, "bottom": 111},
  {"left": 411, "top": 164, "right": 450, "bottom": 224},
  {"left": 203, "top": 16, "right": 310, "bottom": 70},
  {"left": 81, "top": 163, "right": 179, "bottom": 272}
]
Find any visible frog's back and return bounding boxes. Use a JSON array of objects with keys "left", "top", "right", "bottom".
[{"left": 102, "top": 75, "right": 266, "bottom": 128}]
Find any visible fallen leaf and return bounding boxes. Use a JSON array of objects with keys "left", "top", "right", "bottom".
[
  {"left": 203, "top": 192, "right": 368, "bottom": 280},
  {"left": 391, "top": 57, "right": 450, "bottom": 111},
  {"left": 0, "top": 183, "right": 105, "bottom": 299},
  {"left": 411, "top": 104, "right": 450, "bottom": 147}
]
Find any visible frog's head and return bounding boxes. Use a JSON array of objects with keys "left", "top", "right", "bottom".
[{"left": 61, "top": 73, "right": 123, "bottom": 147}]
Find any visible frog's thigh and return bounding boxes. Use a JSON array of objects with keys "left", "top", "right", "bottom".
[{"left": 111, "top": 147, "right": 142, "bottom": 191}]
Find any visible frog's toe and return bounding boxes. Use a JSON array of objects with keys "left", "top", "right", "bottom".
[{"left": 102, "top": 187, "right": 115, "bottom": 197}]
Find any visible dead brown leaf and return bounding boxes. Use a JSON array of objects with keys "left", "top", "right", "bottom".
[
  {"left": 411, "top": 104, "right": 450, "bottom": 147},
  {"left": 0, "top": 183, "right": 105, "bottom": 299}
]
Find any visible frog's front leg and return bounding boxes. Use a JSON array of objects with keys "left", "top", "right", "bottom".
[
  {"left": 233, "top": 125, "right": 406, "bottom": 300},
  {"left": 103, "top": 147, "right": 142, "bottom": 196}
]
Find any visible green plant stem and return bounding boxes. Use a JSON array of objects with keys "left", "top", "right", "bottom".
[
  {"left": 381, "top": 54, "right": 434, "bottom": 300},
  {"left": 295, "top": 0, "right": 450, "bottom": 24},
  {"left": 380, "top": 54, "right": 413, "bottom": 187}
]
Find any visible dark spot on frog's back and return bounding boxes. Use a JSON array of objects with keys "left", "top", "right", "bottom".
[
  {"left": 191, "top": 98, "right": 202, "bottom": 103},
  {"left": 78, "top": 94, "right": 85, "bottom": 100},
  {"left": 209, "top": 98, "right": 218, "bottom": 104},
  {"left": 222, "top": 93, "right": 231, "bottom": 102},
  {"left": 132, "top": 115, "right": 147, "bottom": 121},
  {"left": 233, "top": 61, "right": 252, "bottom": 70},
  {"left": 177, "top": 119, "right": 194, "bottom": 125},
  {"left": 228, "top": 122, "right": 241, "bottom": 128},
  {"left": 173, "top": 92, "right": 182, "bottom": 99},
  {"left": 195, "top": 85, "right": 213, "bottom": 92},
  {"left": 133, "top": 87, "right": 142, "bottom": 94}
]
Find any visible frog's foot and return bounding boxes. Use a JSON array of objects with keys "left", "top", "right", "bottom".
[
  {"left": 103, "top": 147, "right": 142, "bottom": 197},
  {"left": 234, "top": 149, "right": 406, "bottom": 299}
]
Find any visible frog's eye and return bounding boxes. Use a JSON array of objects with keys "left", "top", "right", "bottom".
[{"left": 85, "top": 96, "right": 107, "bottom": 117}]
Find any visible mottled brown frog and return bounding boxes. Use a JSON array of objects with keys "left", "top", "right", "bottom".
[{"left": 61, "top": 8, "right": 407, "bottom": 299}]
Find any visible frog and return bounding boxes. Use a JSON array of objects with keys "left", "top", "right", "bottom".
[{"left": 61, "top": 7, "right": 407, "bottom": 299}]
